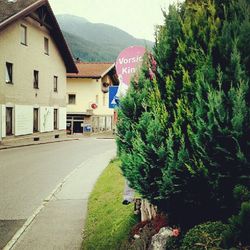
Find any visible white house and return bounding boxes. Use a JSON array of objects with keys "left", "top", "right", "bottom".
[
  {"left": 0, "top": 0, "right": 77, "bottom": 143},
  {"left": 67, "top": 61, "right": 119, "bottom": 133}
]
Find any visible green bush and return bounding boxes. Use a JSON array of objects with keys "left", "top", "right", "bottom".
[
  {"left": 223, "top": 201, "right": 250, "bottom": 249},
  {"left": 165, "top": 236, "right": 183, "bottom": 250},
  {"left": 117, "top": 0, "right": 250, "bottom": 228},
  {"left": 181, "top": 221, "right": 229, "bottom": 250},
  {"left": 233, "top": 185, "right": 250, "bottom": 205}
]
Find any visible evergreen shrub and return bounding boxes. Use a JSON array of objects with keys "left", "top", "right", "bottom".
[
  {"left": 181, "top": 221, "right": 228, "bottom": 250},
  {"left": 117, "top": 0, "right": 250, "bottom": 228},
  {"left": 223, "top": 201, "right": 250, "bottom": 249}
]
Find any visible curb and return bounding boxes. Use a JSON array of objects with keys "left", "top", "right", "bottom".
[
  {"left": 96, "top": 137, "right": 115, "bottom": 140},
  {"left": 0, "top": 138, "right": 79, "bottom": 151}
]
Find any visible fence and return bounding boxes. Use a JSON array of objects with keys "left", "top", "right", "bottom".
[{"left": 91, "top": 115, "right": 113, "bottom": 133}]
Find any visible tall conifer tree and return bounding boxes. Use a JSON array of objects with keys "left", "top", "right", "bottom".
[{"left": 117, "top": 0, "right": 250, "bottom": 228}]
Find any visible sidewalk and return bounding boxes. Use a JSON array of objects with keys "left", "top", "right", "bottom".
[
  {"left": 0, "top": 131, "right": 115, "bottom": 150},
  {"left": 3, "top": 142, "right": 116, "bottom": 250},
  {"left": 0, "top": 136, "right": 78, "bottom": 150},
  {"left": 68, "top": 131, "right": 115, "bottom": 140}
]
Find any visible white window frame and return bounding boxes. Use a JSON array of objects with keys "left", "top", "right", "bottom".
[
  {"left": 33, "top": 70, "right": 39, "bottom": 89},
  {"left": 68, "top": 94, "right": 76, "bottom": 104},
  {"left": 33, "top": 108, "right": 39, "bottom": 132},
  {"left": 6, "top": 107, "right": 14, "bottom": 136},
  {"left": 44, "top": 37, "right": 49, "bottom": 55},
  {"left": 20, "top": 24, "right": 27, "bottom": 45},
  {"left": 54, "top": 76, "right": 58, "bottom": 92},
  {"left": 54, "top": 109, "right": 58, "bottom": 130},
  {"left": 6, "top": 62, "right": 13, "bottom": 84}
]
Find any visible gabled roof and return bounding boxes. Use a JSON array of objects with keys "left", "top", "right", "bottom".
[
  {"left": 67, "top": 62, "right": 115, "bottom": 79},
  {"left": 0, "top": 0, "right": 78, "bottom": 73}
]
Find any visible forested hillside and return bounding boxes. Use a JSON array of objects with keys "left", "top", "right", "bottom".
[{"left": 57, "top": 14, "right": 153, "bottom": 62}]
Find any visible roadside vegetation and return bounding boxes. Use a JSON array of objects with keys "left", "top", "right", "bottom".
[{"left": 82, "top": 159, "right": 138, "bottom": 250}]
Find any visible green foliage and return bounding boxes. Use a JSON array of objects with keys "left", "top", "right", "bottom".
[
  {"left": 233, "top": 185, "right": 250, "bottom": 205},
  {"left": 117, "top": 0, "right": 250, "bottom": 229},
  {"left": 165, "top": 236, "right": 183, "bottom": 250},
  {"left": 154, "top": 4, "right": 182, "bottom": 97},
  {"left": 223, "top": 202, "right": 250, "bottom": 249},
  {"left": 181, "top": 221, "right": 229, "bottom": 250}
]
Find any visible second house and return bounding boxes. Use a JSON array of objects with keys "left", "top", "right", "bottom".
[{"left": 66, "top": 61, "right": 118, "bottom": 134}]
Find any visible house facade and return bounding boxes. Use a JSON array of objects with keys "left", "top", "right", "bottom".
[
  {"left": 0, "top": 0, "right": 77, "bottom": 142},
  {"left": 67, "top": 62, "right": 118, "bottom": 133}
]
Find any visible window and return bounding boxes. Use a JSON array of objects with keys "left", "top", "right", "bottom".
[
  {"left": 54, "top": 109, "right": 58, "bottom": 130},
  {"left": 68, "top": 94, "right": 76, "bottom": 104},
  {"left": 44, "top": 37, "right": 49, "bottom": 55},
  {"left": 20, "top": 25, "right": 27, "bottom": 45},
  {"left": 54, "top": 76, "right": 58, "bottom": 92},
  {"left": 33, "top": 108, "right": 39, "bottom": 132},
  {"left": 6, "top": 62, "right": 13, "bottom": 84},
  {"left": 6, "top": 107, "right": 13, "bottom": 136},
  {"left": 33, "top": 70, "right": 39, "bottom": 89}
]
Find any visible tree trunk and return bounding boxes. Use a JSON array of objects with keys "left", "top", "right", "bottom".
[{"left": 140, "top": 199, "right": 157, "bottom": 221}]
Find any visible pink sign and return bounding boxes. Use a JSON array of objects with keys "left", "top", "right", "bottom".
[{"left": 115, "top": 46, "right": 145, "bottom": 86}]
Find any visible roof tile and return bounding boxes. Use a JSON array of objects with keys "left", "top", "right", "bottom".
[
  {"left": 0, "top": 0, "right": 39, "bottom": 23},
  {"left": 0, "top": 0, "right": 78, "bottom": 73},
  {"left": 67, "top": 62, "right": 114, "bottom": 78}
]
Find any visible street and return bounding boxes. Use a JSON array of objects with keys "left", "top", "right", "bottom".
[{"left": 0, "top": 138, "right": 116, "bottom": 249}]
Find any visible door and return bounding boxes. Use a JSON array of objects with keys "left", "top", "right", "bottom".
[
  {"left": 73, "top": 121, "right": 82, "bottom": 133},
  {"left": 54, "top": 109, "right": 58, "bottom": 130},
  {"left": 33, "top": 108, "right": 39, "bottom": 132},
  {"left": 6, "top": 107, "right": 13, "bottom": 136}
]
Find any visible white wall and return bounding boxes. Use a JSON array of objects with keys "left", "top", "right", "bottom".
[
  {"left": 0, "top": 17, "right": 67, "bottom": 107},
  {"left": 67, "top": 78, "right": 114, "bottom": 116},
  {"left": 40, "top": 106, "right": 53, "bottom": 132},
  {"left": 1, "top": 105, "right": 65, "bottom": 137},
  {"left": 59, "top": 107, "right": 66, "bottom": 130},
  {"left": 15, "top": 105, "right": 33, "bottom": 136},
  {"left": 0, "top": 16, "right": 68, "bottom": 139}
]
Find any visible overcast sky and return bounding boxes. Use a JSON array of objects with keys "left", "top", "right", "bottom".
[{"left": 49, "top": 0, "right": 180, "bottom": 41}]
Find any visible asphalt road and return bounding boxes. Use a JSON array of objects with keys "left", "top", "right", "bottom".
[{"left": 0, "top": 138, "right": 116, "bottom": 249}]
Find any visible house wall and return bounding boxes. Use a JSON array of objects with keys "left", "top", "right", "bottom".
[
  {"left": 67, "top": 77, "right": 114, "bottom": 116},
  {"left": 0, "top": 16, "right": 67, "bottom": 138}
]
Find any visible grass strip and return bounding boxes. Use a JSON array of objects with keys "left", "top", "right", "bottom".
[{"left": 82, "top": 159, "right": 137, "bottom": 250}]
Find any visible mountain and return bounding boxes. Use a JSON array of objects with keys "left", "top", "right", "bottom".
[{"left": 56, "top": 14, "right": 154, "bottom": 62}]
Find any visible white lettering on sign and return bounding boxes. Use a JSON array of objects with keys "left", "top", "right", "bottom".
[
  {"left": 122, "top": 67, "right": 136, "bottom": 74},
  {"left": 118, "top": 55, "right": 143, "bottom": 65}
]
